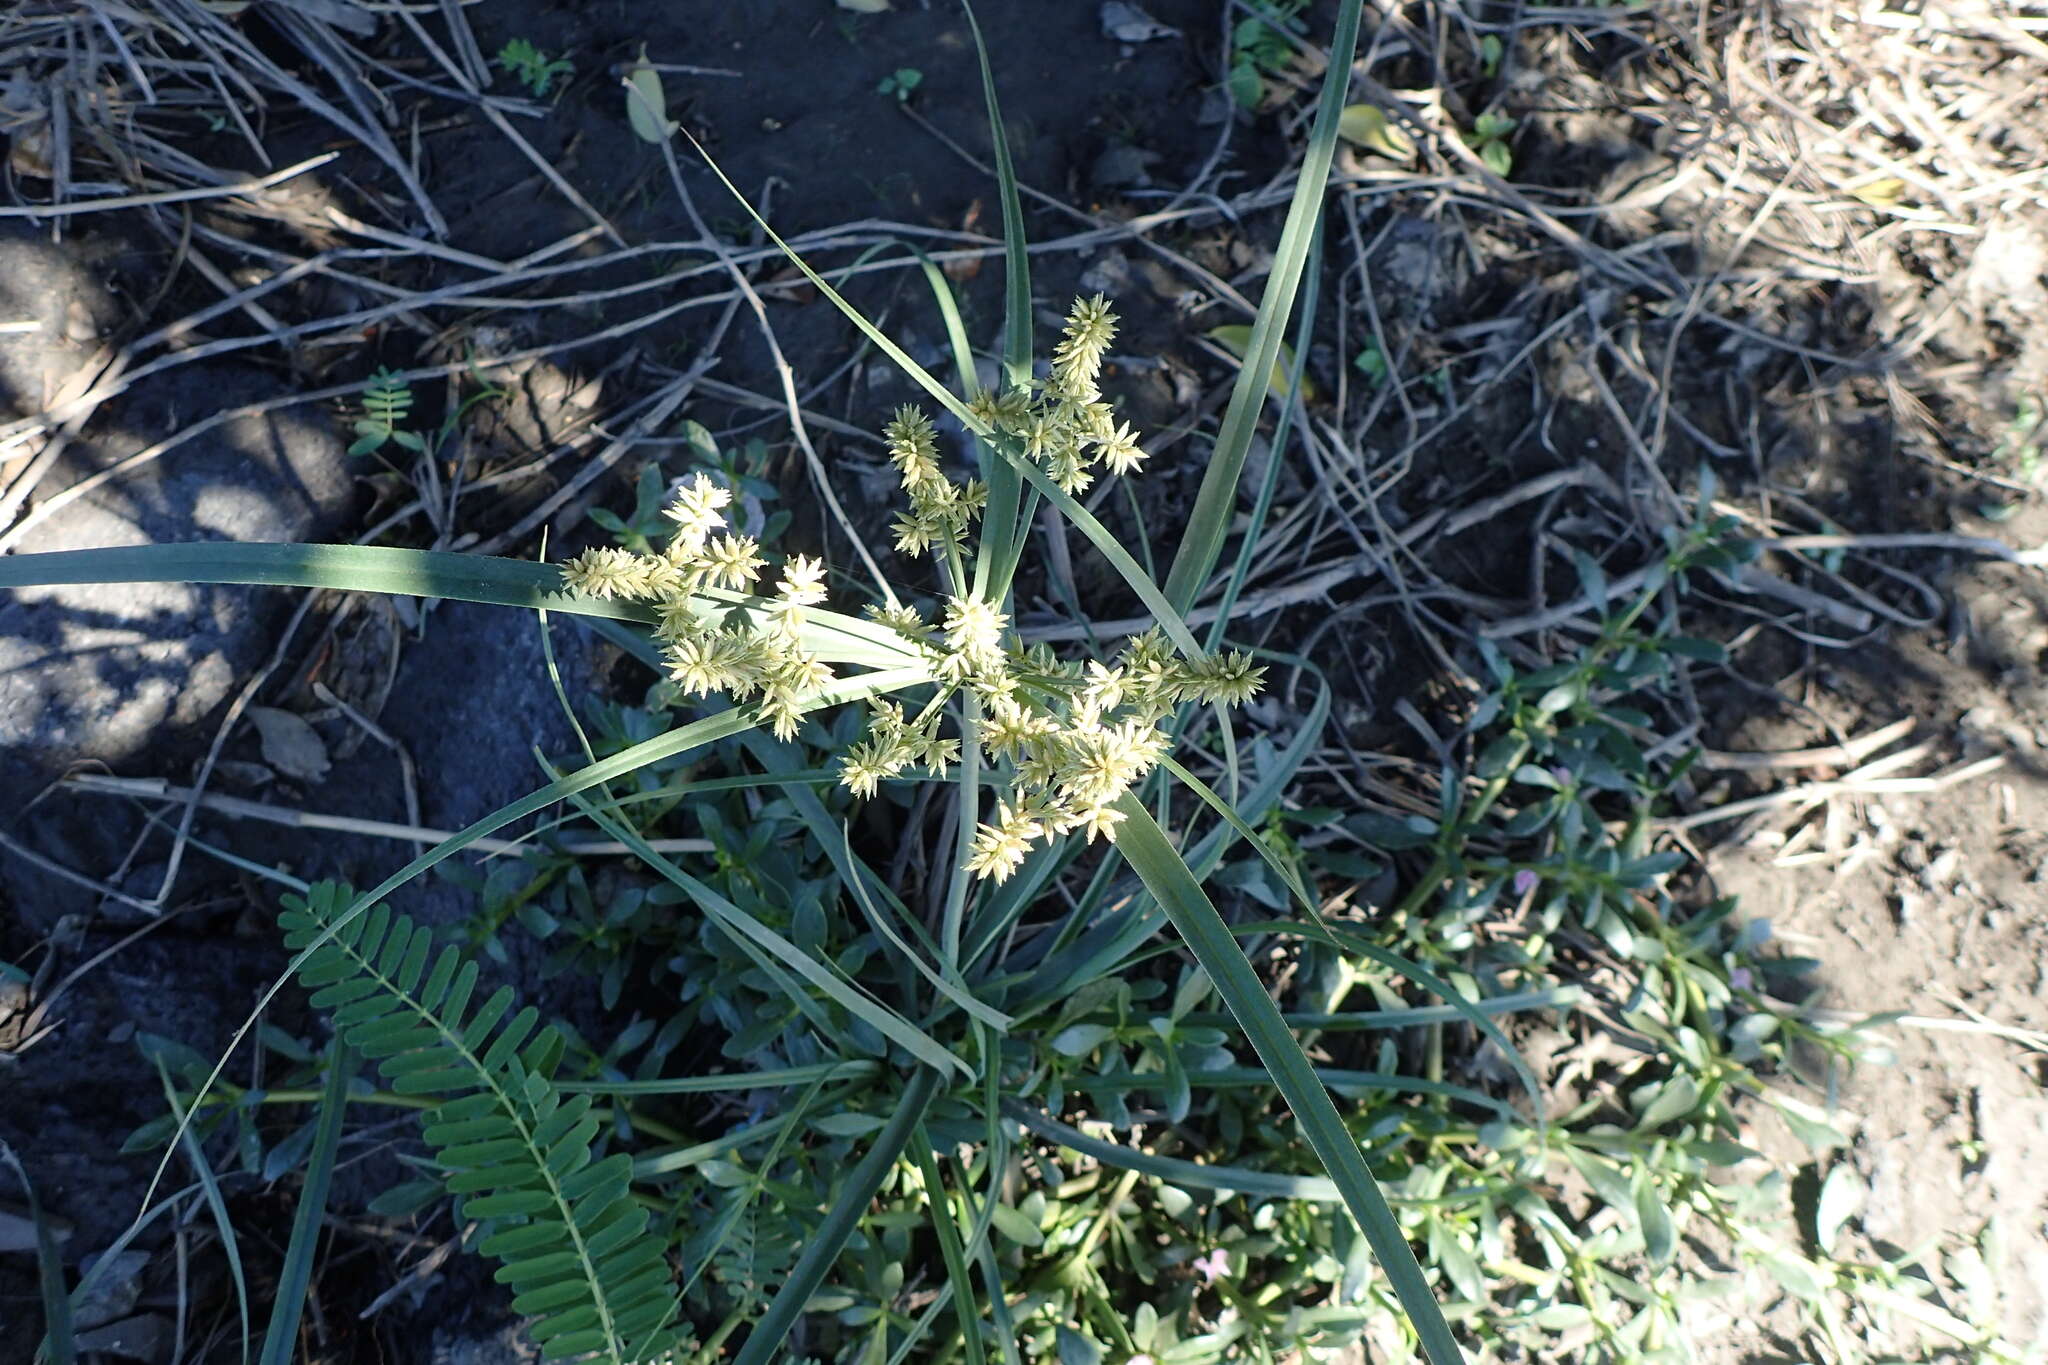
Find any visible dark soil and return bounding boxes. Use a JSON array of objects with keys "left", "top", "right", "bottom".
[
  {"left": 4, "top": 0, "right": 2046, "bottom": 1359},
  {"left": 1, "top": 5, "right": 1239, "bottom": 1357}
]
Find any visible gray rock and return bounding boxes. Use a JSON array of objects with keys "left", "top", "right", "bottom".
[
  {"left": 0, "top": 360, "right": 352, "bottom": 926},
  {"left": 1100, "top": 2, "right": 1181, "bottom": 43},
  {"left": 0, "top": 225, "right": 120, "bottom": 421},
  {"left": 1091, "top": 142, "right": 1161, "bottom": 190},
  {"left": 379, "top": 597, "right": 600, "bottom": 834},
  {"left": 191, "top": 596, "right": 604, "bottom": 938},
  {"left": 0, "top": 365, "right": 354, "bottom": 775},
  {"left": 73, "top": 1248, "right": 151, "bottom": 1330},
  {"left": 1367, "top": 214, "right": 1462, "bottom": 325}
]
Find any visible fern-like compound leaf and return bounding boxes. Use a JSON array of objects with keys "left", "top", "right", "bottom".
[
  {"left": 360, "top": 367, "right": 413, "bottom": 431},
  {"left": 280, "top": 882, "right": 683, "bottom": 1363}
]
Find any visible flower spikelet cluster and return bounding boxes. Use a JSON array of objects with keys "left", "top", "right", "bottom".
[
  {"left": 887, "top": 407, "right": 986, "bottom": 559},
  {"left": 559, "top": 475, "right": 836, "bottom": 742},
  {"left": 982, "top": 294, "right": 1150, "bottom": 495},
  {"left": 888, "top": 618, "right": 1253, "bottom": 888},
  {"left": 838, "top": 609, "right": 1266, "bottom": 881},
  {"left": 833, "top": 296, "right": 1265, "bottom": 880},
  {"left": 880, "top": 296, "right": 1147, "bottom": 519},
  {"left": 831, "top": 615, "right": 1264, "bottom": 881},
  {"left": 561, "top": 295, "right": 1267, "bottom": 885}
]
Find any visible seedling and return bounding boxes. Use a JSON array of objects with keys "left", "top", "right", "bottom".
[
  {"left": 876, "top": 67, "right": 923, "bottom": 103},
  {"left": 1992, "top": 393, "right": 2044, "bottom": 482},
  {"left": 347, "top": 367, "right": 423, "bottom": 457},
  {"left": 1467, "top": 109, "right": 1516, "bottom": 177},
  {"left": 344, "top": 366, "right": 504, "bottom": 476},
  {"left": 496, "top": 37, "right": 573, "bottom": 99},
  {"left": 1228, "top": 0, "right": 1308, "bottom": 109},
  {"left": 1353, "top": 342, "right": 1388, "bottom": 386}
]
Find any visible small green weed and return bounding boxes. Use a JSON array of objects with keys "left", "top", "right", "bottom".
[
  {"left": 1229, "top": 0, "right": 1307, "bottom": 109},
  {"left": 496, "top": 37, "right": 574, "bottom": 99},
  {"left": 876, "top": 67, "right": 923, "bottom": 103},
  {"left": 345, "top": 366, "right": 502, "bottom": 466},
  {"left": 347, "top": 366, "right": 420, "bottom": 457},
  {"left": 1466, "top": 110, "right": 1516, "bottom": 177},
  {"left": 1353, "top": 342, "right": 1389, "bottom": 386},
  {"left": 1478, "top": 34, "right": 1504, "bottom": 77}
]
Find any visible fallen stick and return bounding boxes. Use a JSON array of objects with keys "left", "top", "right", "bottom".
[{"left": 64, "top": 773, "right": 712, "bottom": 859}]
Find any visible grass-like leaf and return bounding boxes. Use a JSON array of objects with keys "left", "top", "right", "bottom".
[
  {"left": 256, "top": 1041, "right": 355, "bottom": 1365},
  {"left": 913, "top": 1131, "right": 988, "bottom": 1365},
  {"left": 1060, "top": 1065, "right": 1517, "bottom": 1120},
  {"left": 960, "top": 0, "right": 1034, "bottom": 600},
  {"left": 1111, "top": 796, "right": 1466, "bottom": 1365},
  {"left": 1159, "top": 754, "right": 1546, "bottom": 1119},
  {"left": 558, "top": 1061, "right": 881, "bottom": 1096},
  {"left": 0, "top": 543, "right": 920, "bottom": 670},
  {"left": 2, "top": 1143, "right": 75, "bottom": 1365},
  {"left": 1163, "top": 0, "right": 1364, "bottom": 612},
  {"left": 37, "top": 1180, "right": 203, "bottom": 1362},
  {"left": 1203, "top": 224, "right": 1321, "bottom": 653},
  {"left": 1003, "top": 1100, "right": 1342, "bottom": 1201},
  {"left": 159, "top": 1068, "right": 251, "bottom": 1365},
  {"left": 729, "top": 1067, "right": 939, "bottom": 1365}
]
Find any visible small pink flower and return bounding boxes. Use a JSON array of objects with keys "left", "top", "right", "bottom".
[
  {"left": 1193, "top": 1248, "right": 1230, "bottom": 1284},
  {"left": 1513, "top": 868, "right": 1539, "bottom": 897}
]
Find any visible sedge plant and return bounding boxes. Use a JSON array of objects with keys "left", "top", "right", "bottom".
[
  {"left": 2, "top": 3, "right": 1494, "bottom": 1363},
  {"left": 9, "top": 4, "right": 1995, "bottom": 1352}
]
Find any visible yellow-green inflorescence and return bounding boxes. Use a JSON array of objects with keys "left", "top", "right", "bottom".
[{"left": 558, "top": 295, "right": 1265, "bottom": 882}]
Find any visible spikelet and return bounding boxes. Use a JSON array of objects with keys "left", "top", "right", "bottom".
[
  {"left": 557, "top": 294, "right": 1266, "bottom": 881},
  {"left": 559, "top": 475, "right": 840, "bottom": 745}
]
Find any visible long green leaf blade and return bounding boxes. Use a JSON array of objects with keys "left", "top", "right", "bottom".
[
  {"left": 0, "top": 543, "right": 917, "bottom": 669},
  {"left": 1204, "top": 223, "right": 1322, "bottom": 654},
  {"left": 912, "top": 1129, "right": 987, "bottom": 1365},
  {"left": 42, "top": 1182, "right": 205, "bottom": 1363},
  {"left": 961, "top": 0, "right": 1033, "bottom": 598},
  {"left": 558, "top": 1061, "right": 880, "bottom": 1096},
  {"left": 1062, "top": 1065, "right": 1516, "bottom": 1119},
  {"left": 730, "top": 1068, "right": 938, "bottom": 1365},
  {"left": 162, "top": 1067, "right": 252, "bottom": 1365},
  {"left": 1163, "top": 0, "right": 1364, "bottom": 611},
  {"left": 1158, "top": 753, "right": 1546, "bottom": 1118},
  {"left": 1005, "top": 1101, "right": 1339, "bottom": 1200},
  {"left": 1111, "top": 796, "right": 1465, "bottom": 1365},
  {"left": 257, "top": 1042, "right": 355, "bottom": 1365}
]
